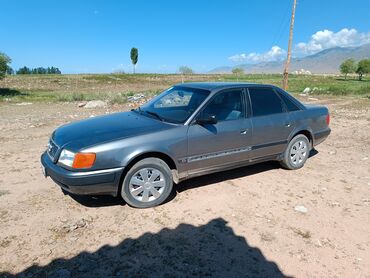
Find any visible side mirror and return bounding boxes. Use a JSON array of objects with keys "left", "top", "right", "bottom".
[{"left": 196, "top": 115, "right": 217, "bottom": 125}]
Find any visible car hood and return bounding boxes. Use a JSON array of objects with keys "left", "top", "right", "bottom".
[{"left": 52, "top": 111, "right": 173, "bottom": 150}]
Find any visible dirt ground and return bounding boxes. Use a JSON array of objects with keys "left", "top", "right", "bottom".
[{"left": 0, "top": 96, "right": 369, "bottom": 278}]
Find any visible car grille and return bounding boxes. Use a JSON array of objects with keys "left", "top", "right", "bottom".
[{"left": 47, "top": 139, "right": 59, "bottom": 161}]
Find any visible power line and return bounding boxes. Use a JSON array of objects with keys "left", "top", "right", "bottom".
[{"left": 271, "top": 0, "right": 293, "bottom": 47}]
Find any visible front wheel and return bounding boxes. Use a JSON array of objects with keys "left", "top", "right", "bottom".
[
  {"left": 280, "top": 134, "right": 310, "bottom": 170},
  {"left": 121, "top": 158, "right": 173, "bottom": 208}
]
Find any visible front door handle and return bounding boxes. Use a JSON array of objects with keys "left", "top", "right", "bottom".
[{"left": 240, "top": 129, "right": 249, "bottom": 134}]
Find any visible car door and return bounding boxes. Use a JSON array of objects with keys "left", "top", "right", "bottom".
[
  {"left": 247, "top": 87, "right": 294, "bottom": 159},
  {"left": 186, "top": 89, "right": 252, "bottom": 174}
]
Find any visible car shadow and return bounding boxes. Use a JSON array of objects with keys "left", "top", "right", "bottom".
[
  {"left": 64, "top": 191, "right": 126, "bottom": 208},
  {"left": 67, "top": 149, "right": 319, "bottom": 208},
  {"left": 309, "top": 148, "right": 319, "bottom": 158},
  {"left": 177, "top": 161, "right": 280, "bottom": 193},
  {"left": 178, "top": 147, "right": 318, "bottom": 193},
  {"left": 64, "top": 187, "right": 178, "bottom": 208},
  {"left": 1, "top": 218, "right": 292, "bottom": 277}
]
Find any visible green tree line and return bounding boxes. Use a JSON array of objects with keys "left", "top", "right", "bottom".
[
  {"left": 16, "top": 66, "right": 61, "bottom": 75},
  {"left": 1, "top": 52, "right": 62, "bottom": 79}
]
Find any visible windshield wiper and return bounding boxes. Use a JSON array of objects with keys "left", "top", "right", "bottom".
[
  {"left": 131, "top": 106, "right": 142, "bottom": 112},
  {"left": 143, "top": 110, "right": 163, "bottom": 121}
]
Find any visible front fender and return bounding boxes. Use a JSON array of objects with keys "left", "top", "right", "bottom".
[
  {"left": 83, "top": 125, "right": 188, "bottom": 171},
  {"left": 121, "top": 147, "right": 179, "bottom": 170}
]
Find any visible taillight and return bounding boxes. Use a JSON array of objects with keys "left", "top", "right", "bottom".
[{"left": 326, "top": 114, "right": 330, "bottom": 125}]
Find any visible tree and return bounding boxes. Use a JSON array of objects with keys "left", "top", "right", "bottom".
[
  {"left": 232, "top": 67, "right": 244, "bottom": 75},
  {"left": 339, "top": 59, "right": 356, "bottom": 80},
  {"left": 179, "top": 66, "right": 193, "bottom": 75},
  {"left": 16, "top": 66, "right": 31, "bottom": 74},
  {"left": 48, "top": 66, "right": 61, "bottom": 74},
  {"left": 0, "top": 52, "right": 11, "bottom": 80},
  {"left": 130, "top": 47, "right": 138, "bottom": 74},
  {"left": 53, "top": 67, "right": 61, "bottom": 74},
  {"left": 356, "top": 59, "right": 370, "bottom": 81},
  {"left": 36, "top": 67, "right": 47, "bottom": 74},
  {"left": 6, "top": 66, "right": 14, "bottom": 75}
]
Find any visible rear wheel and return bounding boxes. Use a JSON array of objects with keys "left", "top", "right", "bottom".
[
  {"left": 280, "top": 134, "right": 310, "bottom": 170},
  {"left": 121, "top": 158, "right": 173, "bottom": 208}
]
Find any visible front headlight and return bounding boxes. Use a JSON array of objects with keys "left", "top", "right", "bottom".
[
  {"left": 58, "top": 149, "right": 96, "bottom": 169},
  {"left": 58, "top": 149, "right": 75, "bottom": 167}
]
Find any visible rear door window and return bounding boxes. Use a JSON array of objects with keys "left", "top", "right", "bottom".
[
  {"left": 248, "top": 87, "right": 284, "bottom": 117},
  {"left": 277, "top": 90, "right": 300, "bottom": 111}
]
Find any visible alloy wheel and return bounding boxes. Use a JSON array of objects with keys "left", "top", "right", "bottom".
[
  {"left": 290, "top": 140, "right": 308, "bottom": 166},
  {"left": 128, "top": 168, "right": 166, "bottom": 202}
]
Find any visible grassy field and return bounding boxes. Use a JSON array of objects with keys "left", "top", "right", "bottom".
[{"left": 0, "top": 73, "right": 369, "bottom": 103}]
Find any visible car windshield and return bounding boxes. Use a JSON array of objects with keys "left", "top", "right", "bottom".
[{"left": 137, "top": 86, "right": 210, "bottom": 123}]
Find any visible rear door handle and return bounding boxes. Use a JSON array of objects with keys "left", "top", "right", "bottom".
[{"left": 285, "top": 123, "right": 291, "bottom": 127}]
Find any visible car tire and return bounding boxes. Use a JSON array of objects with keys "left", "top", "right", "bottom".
[
  {"left": 121, "top": 158, "right": 173, "bottom": 208},
  {"left": 280, "top": 134, "right": 310, "bottom": 170}
]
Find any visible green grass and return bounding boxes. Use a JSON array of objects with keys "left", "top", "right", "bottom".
[
  {"left": 0, "top": 88, "right": 147, "bottom": 104},
  {"left": 1, "top": 73, "right": 369, "bottom": 103},
  {"left": 217, "top": 74, "right": 370, "bottom": 96}
]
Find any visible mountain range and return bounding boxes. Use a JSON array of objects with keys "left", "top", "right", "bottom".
[{"left": 209, "top": 43, "right": 370, "bottom": 74}]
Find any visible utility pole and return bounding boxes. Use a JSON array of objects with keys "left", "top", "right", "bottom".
[{"left": 282, "top": 0, "right": 297, "bottom": 90}]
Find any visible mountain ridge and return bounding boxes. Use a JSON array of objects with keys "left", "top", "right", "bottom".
[{"left": 210, "top": 43, "right": 370, "bottom": 74}]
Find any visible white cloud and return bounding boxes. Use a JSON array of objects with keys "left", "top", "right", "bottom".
[
  {"left": 229, "top": 46, "right": 286, "bottom": 63},
  {"left": 228, "top": 28, "right": 370, "bottom": 64},
  {"left": 294, "top": 28, "right": 370, "bottom": 55}
]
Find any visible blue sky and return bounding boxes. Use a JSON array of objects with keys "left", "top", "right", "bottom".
[{"left": 1, "top": 0, "right": 370, "bottom": 73}]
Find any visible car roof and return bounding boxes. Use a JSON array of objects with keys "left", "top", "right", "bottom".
[{"left": 174, "top": 82, "right": 276, "bottom": 91}]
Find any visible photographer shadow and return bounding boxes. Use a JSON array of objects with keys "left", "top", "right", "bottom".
[{"left": 1, "top": 218, "right": 291, "bottom": 277}]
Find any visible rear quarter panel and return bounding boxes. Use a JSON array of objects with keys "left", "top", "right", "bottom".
[{"left": 289, "top": 104, "right": 330, "bottom": 146}]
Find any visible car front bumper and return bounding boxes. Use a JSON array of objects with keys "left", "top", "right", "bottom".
[{"left": 41, "top": 152, "right": 123, "bottom": 196}]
